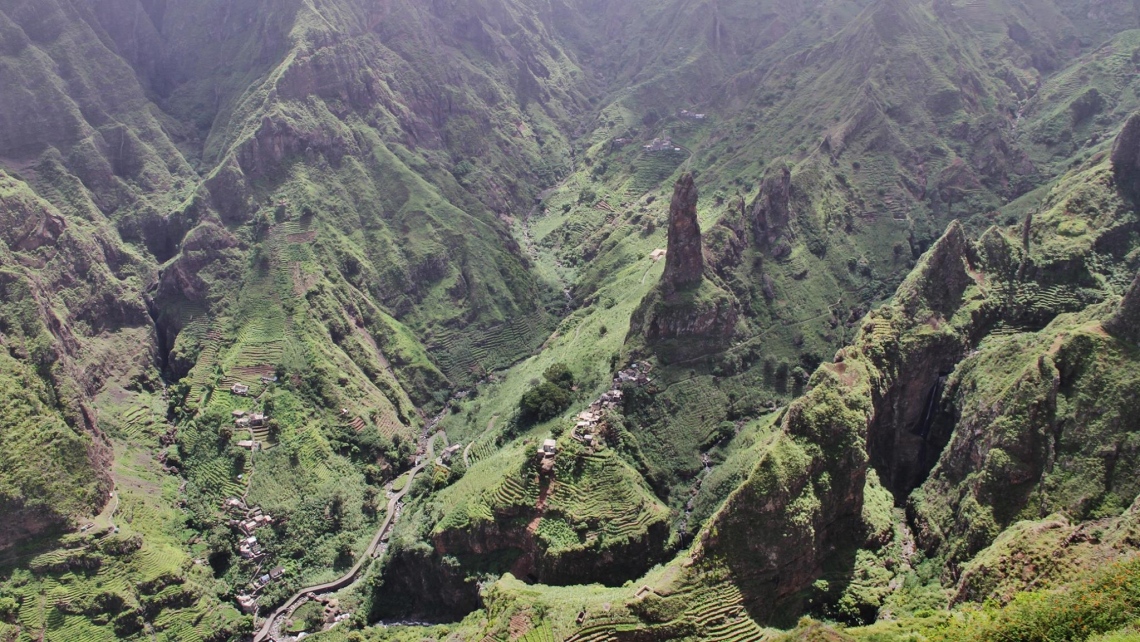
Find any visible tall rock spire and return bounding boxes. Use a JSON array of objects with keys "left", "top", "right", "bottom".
[{"left": 662, "top": 173, "right": 704, "bottom": 293}]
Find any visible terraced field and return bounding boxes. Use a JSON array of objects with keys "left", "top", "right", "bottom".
[
  {"left": 560, "top": 581, "right": 774, "bottom": 642},
  {"left": 6, "top": 529, "right": 240, "bottom": 642},
  {"left": 518, "top": 622, "right": 556, "bottom": 642},
  {"left": 185, "top": 329, "right": 223, "bottom": 408},
  {"left": 188, "top": 457, "right": 245, "bottom": 500},
  {"left": 112, "top": 400, "right": 167, "bottom": 443},
  {"left": 430, "top": 310, "right": 549, "bottom": 384},
  {"left": 546, "top": 450, "right": 668, "bottom": 549},
  {"left": 466, "top": 432, "right": 499, "bottom": 466},
  {"left": 488, "top": 471, "right": 541, "bottom": 511},
  {"left": 623, "top": 149, "right": 688, "bottom": 198}
]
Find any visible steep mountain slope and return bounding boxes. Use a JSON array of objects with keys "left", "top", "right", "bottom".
[
  {"left": 0, "top": 0, "right": 599, "bottom": 636},
  {"left": 4, "top": 0, "right": 1140, "bottom": 640}
]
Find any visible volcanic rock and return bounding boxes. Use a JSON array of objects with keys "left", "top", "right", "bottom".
[
  {"left": 1111, "top": 112, "right": 1140, "bottom": 201},
  {"left": 1105, "top": 271, "right": 1140, "bottom": 343},
  {"left": 750, "top": 162, "right": 793, "bottom": 246},
  {"left": 662, "top": 173, "right": 704, "bottom": 294}
]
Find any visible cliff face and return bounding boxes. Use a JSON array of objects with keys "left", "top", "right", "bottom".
[
  {"left": 695, "top": 221, "right": 988, "bottom": 625},
  {"left": 1105, "top": 271, "right": 1140, "bottom": 343},
  {"left": 683, "top": 139, "right": 1140, "bottom": 627},
  {"left": 750, "top": 162, "right": 794, "bottom": 249},
  {"left": 1112, "top": 113, "right": 1140, "bottom": 201}
]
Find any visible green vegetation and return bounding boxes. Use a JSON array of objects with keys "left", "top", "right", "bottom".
[
  {"left": 518, "top": 363, "right": 577, "bottom": 425},
  {"left": 6, "top": 0, "right": 1140, "bottom": 640}
]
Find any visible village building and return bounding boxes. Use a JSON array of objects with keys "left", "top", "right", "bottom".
[
  {"left": 577, "top": 410, "right": 600, "bottom": 424},
  {"left": 439, "top": 444, "right": 462, "bottom": 465},
  {"left": 236, "top": 440, "right": 260, "bottom": 451},
  {"left": 231, "top": 383, "right": 250, "bottom": 396},
  {"left": 239, "top": 536, "right": 264, "bottom": 560},
  {"left": 235, "top": 417, "right": 251, "bottom": 428},
  {"left": 250, "top": 413, "right": 266, "bottom": 427},
  {"left": 270, "top": 566, "right": 285, "bottom": 580},
  {"left": 237, "top": 594, "right": 258, "bottom": 613},
  {"left": 539, "top": 439, "right": 557, "bottom": 457},
  {"left": 232, "top": 410, "right": 247, "bottom": 418}
]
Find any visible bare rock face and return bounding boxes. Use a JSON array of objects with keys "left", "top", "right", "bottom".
[
  {"left": 662, "top": 173, "right": 704, "bottom": 294},
  {"left": 1105, "top": 271, "right": 1140, "bottom": 343},
  {"left": 750, "top": 162, "right": 793, "bottom": 247},
  {"left": 628, "top": 174, "right": 740, "bottom": 361},
  {"left": 1112, "top": 112, "right": 1140, "bottom": 201}
]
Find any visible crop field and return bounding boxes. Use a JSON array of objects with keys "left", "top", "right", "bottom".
[
  {"left": 1, "top": 440, "right": 245, "bottom": 642},
  {"left": 544, "top": 449, "right": 668, "bottom": 549},
  {"left": 185, "top": 329, "right": 224, "bottom": 409},
  {"left": 188, "top": 457, "right": 245, "bottom": 500},
  {"left": 623, "top": 149, "right": 689, "bottom": 198},
  {"left": 429, "top": 308, "right": 550, "bottom": 384}
]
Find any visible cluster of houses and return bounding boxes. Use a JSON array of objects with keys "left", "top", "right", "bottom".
[
  {"left": 223, "top": 498, "right": 274, "bottom": 561},
  {"left": 225, "top": 496, "right": 287, "bottom": 614},
  {"left": 643, "top": 137, "right": 679, "bottom": 152},
  {"left": 231, "top": 409, "right": 268, "bottom": 450},
  {"left": 232, "top": 409, "right": 266, "bottom": 427},
  {"left": 614, "top": 362, "right": 653, "bottom": 387},
  {"left": 678, "top": 109, "right": 707, "bottom": 120},
  {"left": 230, "top": 376, "right": 278, "bottom": 397},
  {"left": 570, "top": 362, "right": 653, "bottom": 449}
]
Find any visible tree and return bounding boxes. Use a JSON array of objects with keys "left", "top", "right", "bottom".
[
  {"left": 519, "top": 381, "right": 572, "bottom": 424},
  {"left": 0, "top": 596, "right": 17, "bottom": 622},
  {"left": 543, "top": 363, "right": 575, "bottom": 388}
]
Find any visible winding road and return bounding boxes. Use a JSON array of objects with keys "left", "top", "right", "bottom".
[{"left": 252, "top": 462, "right": 426, "bottom": 642}]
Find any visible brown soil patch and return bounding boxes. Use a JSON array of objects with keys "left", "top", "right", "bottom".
[
  {"left": 509, "top": 613, "right": 532, "bottom": 640},
  {"left": 822, "top": 362, "right": 858, "bottom": 387},
  {"left": 286, "top": 230, "right": 317, "bottom": 243},
  {"left": 1085, "top": 322, "right": 1110, "bottom": 338},
  {"left": 291, "top": 262, "right": 320, "bottom": 296},
  {"left": 1047, "top": 332, "right": 1068, "bottom": 356}
]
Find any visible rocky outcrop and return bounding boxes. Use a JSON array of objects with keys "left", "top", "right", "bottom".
[
  {"left": 1104, "top": 271, "right": 1140, "bottom": 343},
  {"left": 155, "top": 220, "right": 242, "bottom": 305},
  {"left": 631, "top": 284, "right": 738, "bottom": 347},
  {"left": 696, "top": 222, "right": 994, "bottom": 624},
  {"left": 750, "top": 162, "right": 794, "bottom": 248},
  {"left": 895, "top": 220, "right": 976, "bottom": 318},
  {"left": 629, "top": 175, "right": 739, "bottom": 361},
  {"left": 1112, "top": 112, "right": 1140, "bottom": 201},
  {"left": 661, "top": 173, "right": 704, "bottom": 294}
]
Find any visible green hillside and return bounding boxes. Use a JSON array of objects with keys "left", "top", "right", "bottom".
[{"left": 3, "top": 0, "right": 1140, "bottom": 640}]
